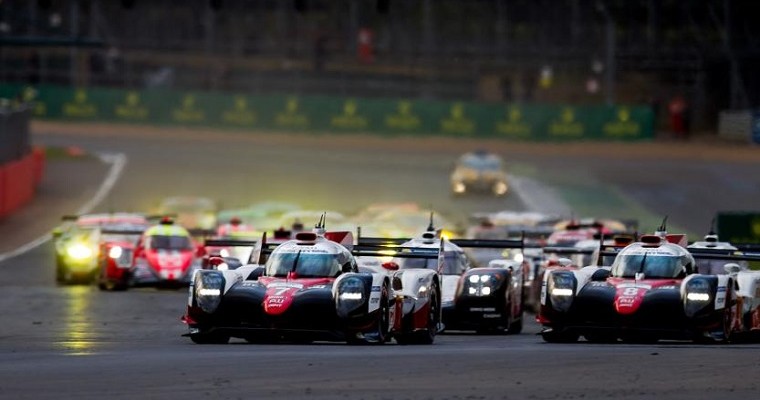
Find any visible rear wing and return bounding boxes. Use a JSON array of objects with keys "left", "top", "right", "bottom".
[
  {"left": 356, "top": 236, "right": 525, "bottom": 250},
  {"left": 100, "top": 228, "right": 146, "bottom": 236},
  {"left": 687, "top": 247, "right": 760, "bottom": 263}
]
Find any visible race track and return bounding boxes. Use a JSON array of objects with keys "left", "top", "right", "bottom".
[{"left": 1, "top": 124, "right": 760, "bottom": 399}]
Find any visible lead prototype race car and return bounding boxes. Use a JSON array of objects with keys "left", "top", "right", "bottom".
[
  {"left": 182, "top": 218, "right": 443, "bottom": 345},
  {"left": 538, "top": 222, "right": 760, "bottom": 343}
]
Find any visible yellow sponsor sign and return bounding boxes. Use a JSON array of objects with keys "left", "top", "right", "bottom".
[
  {"left": 172, "top": 94, "right": 205, "bottom": 123},
  {"left": 602, "top": 107, "right": 641, "bottom": 137},
  {"left": 385, "top": 101, "right": 421, "bottom": 130},
  {"left": 440, "top": 103, "right": 475, "bottom": 135},
  {"left": 495, "top": 107, "right": 531, "bottom": 138},
  {"left": 222, "top": 96, "right": 256, "bottom": 125},
  {"left": 115, "top": 91, "right": 149, "bottom": 120},
  {"left": 549, "top": 107, "right": 584, "bottom": 137},
  {"left": 275, "top": 97, "right": 309, "bottom": 128},
  {"left": 331, "top": 100, "right": 368, "bottom": 130},
  {"left": 62, "top": 89, "right": 97, "bottom": 118}
]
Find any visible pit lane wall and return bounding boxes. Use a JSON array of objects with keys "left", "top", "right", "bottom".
[
  {"left": 0, "top": 102, "right": 45, "bottom": 219},
  {"left": 1, "top": 84, "right": 654, "bottom": 141}
]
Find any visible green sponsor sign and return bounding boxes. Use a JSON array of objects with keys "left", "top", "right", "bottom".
[
  {"left": 0, "top": 84, "right": 655, "bottom": 141},
  {"left": 716, "top": 212, "right": 760, "bottom": 244}
]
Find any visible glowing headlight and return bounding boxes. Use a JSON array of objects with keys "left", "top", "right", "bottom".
[
  {"left": 108, "top": 246, "right": 123, "bottom": 259},
  {"left": 67, "top": 244, "right": 93, "bottom": 260},
  {"left": 513, "top": 253, "right": 524, "bottom": 263},
  {"left": 551, "top": 288, "right": 574, "bottom": 297},
  {"left": 195, "top": 271, "right": 225, "bottom": 313},
  {"left": 338, "top": 292, "right": 363, "bottom": 300},
  {"left": 198, "top": 288, "right": 221, "bottom": 296},
  {"left": 481, "top": 286, "right": 491, "bottom": 296},
  {"left": 686, "top": 292, "right": 710, "bottom": 302},
  {"left": 493, "top": 181, "right": 508, "bottom": 195},
  {"left": 453, "top": 182, "right": 466, "bottom": 193},
  {"left": 219, "top": 249, "right": 230, "bottom": 258},
  {"left": 469, "top": 275, "right": 480, "bottom": 284}
]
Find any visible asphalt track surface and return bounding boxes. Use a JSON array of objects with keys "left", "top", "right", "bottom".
[{"left": 1, "top": 123, "right": 760, "bottom": 399}]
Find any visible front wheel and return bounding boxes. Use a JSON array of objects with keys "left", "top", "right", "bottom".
[{"left": 396, "top": 281, "right": 439, "bottom": 345}]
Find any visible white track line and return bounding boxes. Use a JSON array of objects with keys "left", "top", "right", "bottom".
[{"left": 0, "top": 152, "right": 127, "bottom": 264}]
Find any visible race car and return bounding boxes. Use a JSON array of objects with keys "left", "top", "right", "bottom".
[
  {"left": 182, "top": 219, "right": 443, "bottom": 345},
  {"left": 96, "top": 225, "right": 147, "bottom": 291},
  {"left": 357, "top": 222, "right": 526, "bottom": 334},
  {"left": 53, "top": 213, "right": 149, "bottom": 284},
  {"left": 128, "top": 217, "right": 205, "bottom": 288},
  {"left": 450, "top": 150, "right": 509, "bottom": 196},
  {"left": 537, "top": 223, "right": 760, "bottom": 343}
]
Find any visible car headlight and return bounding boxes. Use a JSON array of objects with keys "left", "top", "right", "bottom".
[
  {"left": 512, "top": 253, "right": 524, "bottom": 263},
  {"left": 684, "top": 277, "right": 714, "bottom": 317},
  {"left": 108, "top": 246, "right": 123, "bottom": 259},
  {"left": 549, "top": 272, "right": 576, "bottom": 312},
  {"left": 219, "top": 248, "right": 230, "bottom": 258},
  {"left": 195, "top": 271, "right": 225, "bottom": 313},
  {"left": 336, "top": 276, "right": 368, "bottom": 317},
  {"left": 464, "top": 273, "right": 500, "bottom": 297},
  {"left": 66, "top": 243, "right": 94, "bottom": 260},
  {"left": 453, "top": 182, "right": 466, "bottom": 193},
  {"left": 493, "top": 181, "right": 508, "bottom": 195}
]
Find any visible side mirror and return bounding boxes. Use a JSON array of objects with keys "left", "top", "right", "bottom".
[
  {"left": 557, "top": 258, "right": 573, "bottom": 267},
  {"left": 382, "top": 261, "right": 399, "bottom": 271},
  {"left": 724, "top": 263, "right": 741, "bottom": 275}
]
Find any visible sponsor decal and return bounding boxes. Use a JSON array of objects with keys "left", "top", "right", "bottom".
[
  {"left": 275, "top": 97, "right": 310, "bottom": 128},
  {"left": 603, "top": 107, "right": 641, "bottom": 138},
  {"left": 495, "top": 107, "right": 532, "bottom": 138}
]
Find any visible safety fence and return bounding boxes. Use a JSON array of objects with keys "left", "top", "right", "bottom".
[
  {"left": 0, "top": 101, "right": 44, "bottom": 219},
  {"left": 0, "top": 84, "right": 655, "bottom": 141}
]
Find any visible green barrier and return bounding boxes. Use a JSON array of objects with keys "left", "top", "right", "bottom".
[
  {"left": 716, "top": 211, "right": 760, "bottom": 244},
  {"left": 0, "top": 84, "right": 655, "bottom": 141}
]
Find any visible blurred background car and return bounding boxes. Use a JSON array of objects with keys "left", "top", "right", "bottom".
[{"left": 450, "top": 150, "right": 509, "bottom": 197}]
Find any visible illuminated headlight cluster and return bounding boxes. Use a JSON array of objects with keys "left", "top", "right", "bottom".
[
  {"left": 493, "top": 181, "right": 508, "bottom": 195},
  {"left": 66, "top": 243, "right": 94, "bottom": 260},
  {"left": 194, "top": 271, "right": 225, "bottom": 313},
  {"left": 549, "top": 272, "right": 576, "bottom": 312},
  {"left": 108, "top": 246, "right": 123, "bottom": 259},
  {"left": 336, "top": 277, "right": 367, "bottom": 317},
  {"left": 684, "top": 278, "right": 713, "bottom": 317},
  {"left": 465, "top": 274, "right": 500, "bottom": 297},
  {"left": 453, "top": 182, "right": 466, "bottom": 194}
]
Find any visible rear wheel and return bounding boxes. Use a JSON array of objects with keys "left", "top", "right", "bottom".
[{"left": 506, "top": 298, "right": 524, "bottom": 334}]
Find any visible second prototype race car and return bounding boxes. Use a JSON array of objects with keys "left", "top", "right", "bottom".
[
  {"left": 101, "top": 217, "right": 204, "bottom": 290},
  {"left": 538, "top": 223, "right": 760, "bottom": 343},
  {"left": 182, "top": 219, "right": 443, "bottom": 345},
  {"left": 357, "top": 221, "right": 527, "bottom": 334}
]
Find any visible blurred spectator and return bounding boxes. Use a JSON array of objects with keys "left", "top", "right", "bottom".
[
  {"left": 668, "top": 95, "right": 688, "bottom": 139},
  {"left": 314, "top": 31, "right": 328, "bottom": 72}
]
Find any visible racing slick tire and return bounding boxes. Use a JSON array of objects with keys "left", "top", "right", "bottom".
[
  {"left": 347, "top": 285, "right": 391, "bottom": 345},
  {"left": 396, "top": 281, "right": 439, "bottom": 345},
  {"left": 506, "top": 301, "right": 524, "bottom": 334},
  {"left": 190, "top": 331, "right": 230, "bottom": 344},
  {"left": 541, "top": 328, "right": 579, "bottom": 343}
]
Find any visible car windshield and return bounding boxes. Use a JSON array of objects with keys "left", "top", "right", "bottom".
[
  {"left": 265, "top": 251, "right": 341, "bottom": 278},
  {"left": 148, "top": 235, "right": 192, "bottom": 250},
  {"left": 394, "top": 253, "right": 465, "bottom": 275},
  {"left": 460, "top": 155, "right": 502, "bottom": 171},
  {"left": 611, "top": 254, "right": 685, "bottom": 279}
]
